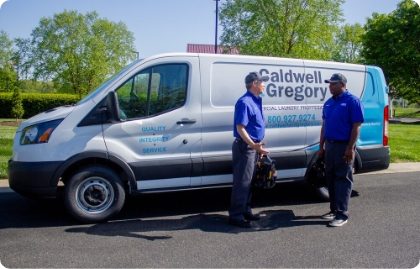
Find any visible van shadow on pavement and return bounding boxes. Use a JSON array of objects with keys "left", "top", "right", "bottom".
[
  {"left": 64, "top": 182, "right": 331, "bottom": 239},
  {"left": 65, "top": 209, "right": 327, "bottom": 240},
  {"left": 1, "top": 181, "right": 358, "bottom": 231}
]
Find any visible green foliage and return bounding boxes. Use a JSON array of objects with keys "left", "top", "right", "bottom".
[
  {"left": 0, "top": 31, "right": 18, "bottom": 92},
  {"left": 362, "top": 0, "right": 420, "bottom": 105},
  {"left": 332, "top": 23, "right": 365, "bottom": 63},
  {"left": 17, "top": 80, "right": 56, "bottom": 93},
  {"left": 16, "top": 10, "right": 136, "bottom": 98},
  {"left": 0, "top": 66, "right": 17, "bottom": 92},
  {"left": 220, "top": 0, "right": 344, "bottom": 59},
  {"left": 10, "top": 88, "right": 24, "bottom": 120},
  {"left": 0, "top": 31, "right": 14, "bottom": 68},
  {"left": 12, "top": 38, "right": 32, "bottom": 81},
  {"left": 0, "top": 93, "right": 79, "bottom": 118}
]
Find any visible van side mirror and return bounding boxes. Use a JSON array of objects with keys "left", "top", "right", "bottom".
[
  {"left": 78, "top": 92, "right": 121, "bottom": 126},
  {"left": 104, "top": 91, "right": 121, "bottom": 123}
]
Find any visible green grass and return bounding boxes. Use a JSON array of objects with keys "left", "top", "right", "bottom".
[
  {"left": 0, "top": 123, "right": 17, "bottom": 179},
  {"left": 393, "top": 107, "right": 420, "bottom": 118},
  {"left": 0, "top": 121, "right": 419, "bottom": 179},
  {"left": 389, "top": 123, "right": 420, "bottom": 163}
]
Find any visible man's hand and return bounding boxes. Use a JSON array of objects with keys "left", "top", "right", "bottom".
[
  {"left": 253, "top": 142, "right": 269, "bottom": 155},
  {"left": 343, "top": 147, "right": 355, "bottom": 164},
  {"left": 317, "top": 148, "right": 325, "bottom": 158}
]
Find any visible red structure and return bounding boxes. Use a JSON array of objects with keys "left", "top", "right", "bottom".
[{"left": 186, "top": 43, "right": 239, "bottom": 54}]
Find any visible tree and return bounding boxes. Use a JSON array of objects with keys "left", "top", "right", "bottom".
[
  {"left": 219, "top": 0, "right": 344, "bottom": 59},
  {"left": 0, "top": 66, "right": 17, "bottom": 92},
  {"left": 13, "top": 38, "right": 33, "bottom": 82},
  {"left": 332, "top": 23, "right": 365, "bottom": 63},
  {"left": 0, "top": 31, "right": 17, "bottom": 92},
  {"left": 19, "top": 11, "right": 136, "bottom": 98},
  {"left": 11, "top": 86, "right": 24, "bottom": 121},
  {"left": 362, "top": 0, "right": 419, "bottom": 104},
  {"left": 0, "top": 31, "right": 14, "bottom": 68}
]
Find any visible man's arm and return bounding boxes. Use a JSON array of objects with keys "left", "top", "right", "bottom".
[
  {"left": 344, "top": 122, "right": 362, "bottom": 164},
  {"left": 318, "top": 121, "right": 325, "bottom": 157}
]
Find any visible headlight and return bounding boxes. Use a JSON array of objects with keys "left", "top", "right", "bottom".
[{"left": 20, "top": 119, "right": 63, "bottom": 145}]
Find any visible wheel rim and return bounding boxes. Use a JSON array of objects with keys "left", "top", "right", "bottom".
[{"left": 75, "top": 177, "right": 115, "bottom": 214}]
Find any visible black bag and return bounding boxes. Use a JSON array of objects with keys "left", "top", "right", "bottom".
[
  {"left": 309, "top": 157, "right": 327, "bottom": 188},
  {"left": 252, "top": 155, "right": 277, "bottom": 189}
]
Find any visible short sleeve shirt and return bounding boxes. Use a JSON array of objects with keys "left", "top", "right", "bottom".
[
  {"left": 233, "top": 91, "right": 265, "bottom": 142},
  {"left": 322, "top": 90, "right": 364, "bottom": 141}
]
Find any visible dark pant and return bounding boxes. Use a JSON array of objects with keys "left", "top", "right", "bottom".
[
  {"left": 229, "top": 139, "right": 257, "bottom": 221},
  {"left": 325, "top": 141, "right": 354, "bottom": 220}
]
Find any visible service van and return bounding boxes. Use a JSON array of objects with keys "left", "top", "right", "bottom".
[{"left": 8, "top": 53, "right": 390, "bottom": 222}]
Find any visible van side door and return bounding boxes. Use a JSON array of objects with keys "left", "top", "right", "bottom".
[{"left": 102, "top": 57, "right": 202, "bottom": 191}]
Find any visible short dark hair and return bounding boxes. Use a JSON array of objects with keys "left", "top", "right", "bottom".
[{"left": 245, "top": 72, "right": 269, "bottom": 84}]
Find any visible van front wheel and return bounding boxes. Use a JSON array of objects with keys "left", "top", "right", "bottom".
[{"left": 64, "top": 165, "right": 125, "bottom": 223}]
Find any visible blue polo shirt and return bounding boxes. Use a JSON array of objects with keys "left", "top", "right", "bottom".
[
  {"left": 233, "top": 91, "right": 265, "bottom": 142},
  {"left": 322, "top": 90, "right": 364, "bottom": 141}
]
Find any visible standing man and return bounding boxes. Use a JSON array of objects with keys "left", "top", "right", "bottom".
[
  {"left": 319, "top": 73, "right": 364, "bottom": 227},
  {"left": 229, "top": 72, "right": 269, "bottom": 228}
]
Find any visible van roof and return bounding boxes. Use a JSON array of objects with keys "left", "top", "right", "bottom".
[{"left": 141, "top": 52, "right": 366, "bottom": 68}]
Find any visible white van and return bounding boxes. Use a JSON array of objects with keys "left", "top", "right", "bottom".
[{"left": 8, "top": 53, "right": 390, "bottom": 222}]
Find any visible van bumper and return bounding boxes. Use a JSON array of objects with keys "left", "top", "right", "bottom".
[
  {"left": 8, "top": 160, "right": 63, "bottom": 198},
  {"left": 357, "top": 145, "right": 390, "bottom": 172}
]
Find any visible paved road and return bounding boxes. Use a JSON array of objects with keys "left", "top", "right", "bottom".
[{"left": 0, "top": 172, "right": 419, "bottom": 268}]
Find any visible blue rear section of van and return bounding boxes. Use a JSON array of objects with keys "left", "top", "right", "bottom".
[
  {"left": 356, "top": 66, "right": 390, "bottom": 171},
  {"left": 359, "top": 66, "right": 387, "bottom": 146}
]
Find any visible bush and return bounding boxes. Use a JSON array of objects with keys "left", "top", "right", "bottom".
[
  {"left": 0, "top": 92, "right": 80, "bottom": 118},
  {"left": 11, "top": 88, "right": 24, "bottom": 120}
]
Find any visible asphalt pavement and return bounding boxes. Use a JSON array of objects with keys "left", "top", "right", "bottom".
[{"left": 0, "top": 170, "right": 419, "bottom": 268}]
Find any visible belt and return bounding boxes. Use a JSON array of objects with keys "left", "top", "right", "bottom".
[
  {"left": 326, "top": 139, "right": 349, "bottom": 144},
  {"left": 235, "top": 137, "right": 261, "bottom": 143}
]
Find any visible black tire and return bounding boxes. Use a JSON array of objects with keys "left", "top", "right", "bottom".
[{"left": 64, "top": 165, "right": 126, "bottom": 223}]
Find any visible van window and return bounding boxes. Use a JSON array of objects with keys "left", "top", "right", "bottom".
[{"left": 116, "top": 64, "right": 188, "bottom": 119}]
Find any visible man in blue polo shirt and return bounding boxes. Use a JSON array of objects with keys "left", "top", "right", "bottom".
[
  {"left": 228, "top": 72, "right": 269, "bottom": 228},
  {"left": 318, "top": 73, "right": 364, "bottom": 227}
]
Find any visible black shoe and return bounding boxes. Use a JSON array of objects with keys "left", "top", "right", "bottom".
[
  {"left": 228, "top": 218, "right": 252, "bottom": 228},
  {"left": 244, "top": 213, "right": 260, "bottom": 221}
]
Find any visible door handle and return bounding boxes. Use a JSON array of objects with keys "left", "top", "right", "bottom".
[{"left": 176, "top": 118, "right": 196, "bottom": 125}]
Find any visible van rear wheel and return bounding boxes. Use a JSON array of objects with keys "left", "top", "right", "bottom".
[{"left": 64, "top": 165, "right": 125, "bottom": 223}]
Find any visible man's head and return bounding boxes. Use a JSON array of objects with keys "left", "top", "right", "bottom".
[
  {"left": 245, "top": 72, "right": 269, "bottom": 85},
  {"left": 325, "top": 73, "right": 347, "bottom": 96},
  {"left": 245, "top": 72, "right": 269, "bottom": 95},
  {"left": 325, "top": 73, "right": 347, "bottom": 84}
]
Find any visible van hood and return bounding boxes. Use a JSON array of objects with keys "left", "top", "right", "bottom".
[{"left": 18, "top": 105, "right": 75, "bottom": 131}]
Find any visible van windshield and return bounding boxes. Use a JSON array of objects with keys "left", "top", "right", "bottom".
[{"left": 77, "top": 60, "right": 141, "bottom": 105}]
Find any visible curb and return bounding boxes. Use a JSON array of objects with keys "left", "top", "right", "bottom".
[
  {"left": 389, "top": 118, "right": 420, "bottom": 124},
  {"left": 361, "top": 162, "right": 420, "bottom": 175}
]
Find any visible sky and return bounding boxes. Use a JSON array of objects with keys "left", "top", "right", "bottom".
[{"left": 0, "top": 0, "right": 405, "bottom": 59}]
